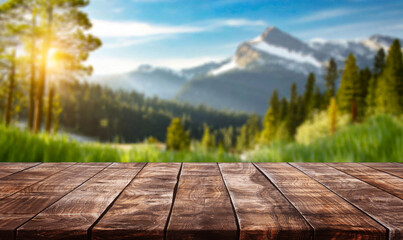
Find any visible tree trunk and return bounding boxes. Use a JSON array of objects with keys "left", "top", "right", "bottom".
[
  {"left": 28, "top": 12, "right": 37, "bottom": 131},
  {"left": 33, "top": 5, "right": 53, "bottom": 133},
  {"left": 5, "top": 50, "right": 16, "bottom": 127},
  {"left": 45, "top": 82, "right": 54, "bottom": 133}
]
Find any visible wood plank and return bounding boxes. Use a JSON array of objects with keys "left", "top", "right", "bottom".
[
  {"left": 255, "top": 163, "right": 386, "bottom": 240},
  {"left": 219, "top": 163, "right": 312, "bottom": 240},
  {"left": 0, "top": 163, "right": 74, "bottom": 200},
  {"left": 0, "top": 163, "right": 110, "bottom": 240},
  {"left": 0, "top": 163, "right": 40, "bottom": 179},
  {"left": 166, "top": 163, "right": 238, "bottom": 240},
  {"left": 92, "top": 162, "right": 182, "bottom": 240},
  {"left": 362, "top": 163, "right": 403, "bottom": 178},
  {"left": 17, "top": 162, "right": 146, "bottom": 240},
  {"left": 292, "top": 162, "right": 403, "bottom": 240},
  {"left": 328, "top": 163, "right": 403, "bottom": 199}
]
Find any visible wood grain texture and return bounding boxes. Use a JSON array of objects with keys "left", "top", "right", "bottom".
[
  {"left": 328, "top": 163, "right": 403, "bottom": 199},
  {"left": 255, "top": 163, "right": 386, "bottom": 240},
  {"left": 92, "top": 162, "right": 181, "bottom": 240},
  {"left": 219, "top": 163, "right": 312, "bottom": 240},
  {"left": 0, "top": 163, "right": 74, "bottom": 200},
  {"left": 17, "top": 162, "right": 145, "bottom": 240},
  {"left": 166, "top": 163, "right": 238, "bottom": 240},
  {"left": 362, "top": 162, "right": 403, "bottom": 178},
  {"left": 0, "top": 163, "right": 110, "bottom": 240},
  {"left": 292, "top": 162, "right": 403, "bottom": 240},
  {"left": 0, "top": 163, "right": 40, "bottom": 179}
]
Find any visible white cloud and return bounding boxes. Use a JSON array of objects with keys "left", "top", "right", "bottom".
[
  {"left": 296, "top": 8, "right": 358, "bottom": 23},
  {"left": 88, "top": 56, "right": 227, "bottom": 75},
  {"left": 91, "top": 18, "right": 267, "bottom": 39},
  {"left": 91, "top": 19, "right": 204, "bottom": 38},
  {"left": 212, "top": 19, "right": 267, "bottom": 27}
]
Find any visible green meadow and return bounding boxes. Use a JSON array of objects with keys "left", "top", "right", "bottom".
[{"left": 1, "top": 115, "right": 401, "bottom": 163}]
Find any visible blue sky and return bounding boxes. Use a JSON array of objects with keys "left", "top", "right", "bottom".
[{"left": 85, "top": 0, "right": 403, "bottom": 75}]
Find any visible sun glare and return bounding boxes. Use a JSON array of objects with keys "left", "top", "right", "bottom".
[{"left": 47, "top": 48, "right": 60, "bottom": 72}]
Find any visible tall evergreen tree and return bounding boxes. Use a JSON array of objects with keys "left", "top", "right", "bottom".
[
  {"left": 328, "top": 97, "right": 338, "bottom": 135},
  {"left": 367, "top": 48, "right": 386, "bottom": 115},
  {"left": 261, "top": 90, "right": 279, "bottom": 143},
  {"left": 201, "top": 124, "right": 215, "bottom": 149},
  {"left": 373, "top": 48, "right": 386, "bottom": 77},
  {"left": 286, "top": 83, "right": 298, "bottom": 138},
  {"left": 323, "top": 58, "right": 338, "bottom": 105},
  {"left": 303, "top": 73, "right": 315, "bottom": 118},
  {"left": 312, "top": 86, "right": 322, "bottom": 110},
  {"left": 31, "top": 0, "right": 101, "bottom": 133},
  {"left": 166, "top": 118, "right": 190, "bottom": 151},
  {"left": 337, "top": 53, "right": 360, "bottom": 121},
  {"left": 357, "top": 68, "right": 372, "bottom": 115},
  {"left": 375, "top": 39, "right": 403, "bottom": 114},
  {"left": 278, "top": 97, "right": 288, "bottom": 122}
]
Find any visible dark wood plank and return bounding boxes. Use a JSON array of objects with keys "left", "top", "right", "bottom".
[
  {"left": 362, "top": 163, "right": 403, "bottom": 178},
  {"left": 328, "top": 163, "right": 403, "bottom": 199},
  {"left": 219, "top": 163, "right": 312, "bottom": 240},
  {"left": 17, "top": 162, "right": 146, "bottom": 240},
  {"left": 166, "top": 163, "right": 238, "bottom": 240},
  {"left": 0, "top": 163, "right": 110, "bottom": 240},
  {"left": 255, "top": 163, "right": 386, "bottom": 240},
  {"left": 292, "top": 162, "right": 403, "bottom": 240},
  {"left": 92, "top": 162, "right": 181, "bottom": 240},
  {"left": 0, "top": 163, "right": 40, "bottom": 179},
  {"left": 0, "top": 163, "right": 74, "bottom": 200}
]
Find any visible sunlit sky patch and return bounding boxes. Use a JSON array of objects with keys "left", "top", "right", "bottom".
[{"left": 84, "top": 0, "right": 403, "bottom": 75}]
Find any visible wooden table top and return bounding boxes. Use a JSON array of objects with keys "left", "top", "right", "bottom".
[{"left": 0, "top": 162, "right": 402, "bottom": 240}]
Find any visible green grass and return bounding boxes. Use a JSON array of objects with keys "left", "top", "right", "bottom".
[
  {"left": 0, "top": 125, "right": 240, "bottom": 162},
  {"left": 1, "top": 115, "right": 402, "bottom": 162},
  {"left": 250, "top": 115, "right": 403, "bottom": 162}
]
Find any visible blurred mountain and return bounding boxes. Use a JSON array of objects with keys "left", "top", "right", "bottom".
[{"left": 92, "top": 27, "right": 402, "bottom": 113}]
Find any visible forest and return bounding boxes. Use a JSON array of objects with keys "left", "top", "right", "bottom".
[{"left": 0, "top": 0, "right": 402, "bottom": 162}]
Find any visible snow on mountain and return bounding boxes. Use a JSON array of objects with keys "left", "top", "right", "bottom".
[{"left": 252, "top": 40, "right": 322, "bottom": 67}]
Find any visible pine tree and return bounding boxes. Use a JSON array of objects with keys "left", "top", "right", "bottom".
[
  {"left": 31, "top": 0, "right": 102, "bottom": 133},
  {"left": 236, "top": 125, "right": 249, "bottom": 151},
  {"left": 279, "top": 97, "right": 288, "bottom": 121},
  {"left": 375, "top": 39, "right": 403, "bottom": 114},
  {"left": 312, "top": 86, "right": 322, "bottom": 110},
  {"left": 261, "top": 90, "right": 279, "bottom": 143},
  {"left": 337, "top": 53, "right": 360, "bottom": 121},
  {"left": 201, "top": 124, "right": 215, "bottom": 149},
  {"left": 367, "top": 49, "right": 386, "bottom": 115},
  {"left": 373, "top": 48, "right": 386, "bottom": 77},
  {"left": 286, "top": 83, "right": 298, "bottom": 138},
  {"left": 246, "top": 114, "right": 261, "bottom": 147},
  {"left": 166, "top": 118, "right": 190, "bottom": 151},
  {"left": 303, "top": 73, "right": 315, "bottom": 118},
  {"left": 328, "top": 97, "right": 337, "bottom": 134},
  {"left": 357, "top": 68, "right": 371, "bottom": 116},
  {"left": 324, "top": 58, "right": 338, "bottom": 105}
]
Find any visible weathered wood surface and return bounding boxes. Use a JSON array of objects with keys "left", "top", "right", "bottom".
[
  {"left": 362, "top": 162, "right": 403, "bottom": 178},
  {"left": 0, "top": 163, "right": 40, "bottom": 179},
  {"left": 0, "top": 162, "right": 401, "bottom": 240},
  {"left": 0, "top": 163, "right": 109, "bottom": 240},
  {"left": 166, "top": 163, "right": 238, "bottom": 240},
  {"left": 219, "top": 163, "right": 312, "bottom": 240},
  {"left": 0, "top": 163, "right": 74, "bottom": 200},
  {"left": 17, "top": 163, "right": 145, "bottom": 240},
  {"left": 292, "top": 162, "right": 403, "bottom": 240},
  {"left": 255, "top": 163, "right": 386, "bottom": 239},
  {"left": 92, "top": 163, "right": 181, "bottom": 240},
  {"left": 328, "top": 162, "right": 403, "bottom": 199}
]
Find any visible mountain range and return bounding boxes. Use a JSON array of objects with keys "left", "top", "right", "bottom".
[{"left": 91, "top": 27, "right": 402, "bottom": 114}]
